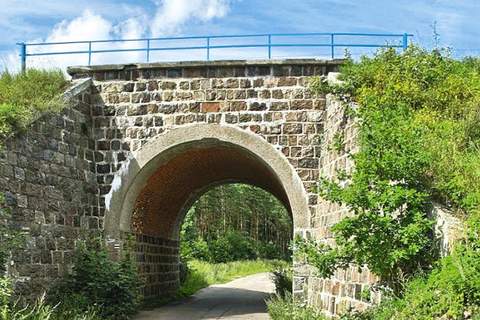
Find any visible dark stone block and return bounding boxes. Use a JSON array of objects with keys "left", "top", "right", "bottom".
[
  {"left": 166, "top": 68, "right": 182, "bottom": 78},
  {"left": 96, "top": 164, "right": 110, "bottom": 174},
  {"left": 111, "top": 140, "right": 121, "bottom": 151},
  {"left": 249, "top": 102, "right": 267, "bottom": 111}
]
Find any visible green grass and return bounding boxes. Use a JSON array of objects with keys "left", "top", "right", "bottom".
[
  {"left": 0, "top": 292, "right": 101, "bottom": 320},
  {"left": 178, "top": 259, "right": 286, "bottom": 297},
  {"left": 267, "top": 292, "right": 326, "bottom": 320},
  {"left": 0, "top": 69, "right": 68, "bottom": 137},
  {"left": 142, "top": 259, "right": 288, "bottom": 309}
]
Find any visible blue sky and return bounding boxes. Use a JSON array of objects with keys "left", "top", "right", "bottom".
[{"left": 1, "top": 0, "right": 479, "bottom": 70}]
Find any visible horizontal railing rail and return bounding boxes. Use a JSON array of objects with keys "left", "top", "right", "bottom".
[{"left": 16, "top": 32, "right": 413, "bottom": 71}]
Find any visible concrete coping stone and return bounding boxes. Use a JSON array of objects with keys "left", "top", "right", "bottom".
[
  {"left": 67, "top": 58, "right": 345, "bottom": 76},
  {"left": 63, "top": 77, "right": 93, "bottom": 102}
]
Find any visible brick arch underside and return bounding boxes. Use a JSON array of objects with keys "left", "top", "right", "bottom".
[
  {"left": 128, "top": 141, "right": 294, "bottom": 297},
  {"left": 132, "top": 143, "right": 292, "bottom": 240}
]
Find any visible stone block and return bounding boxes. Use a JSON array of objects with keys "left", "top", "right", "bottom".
[{"left": 200, "top": 102, "right": 222, "bottom": 113}]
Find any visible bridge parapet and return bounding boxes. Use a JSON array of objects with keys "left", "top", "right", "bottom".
[{"left": 68, "top": 59, "right": 344, "bottom": 81}]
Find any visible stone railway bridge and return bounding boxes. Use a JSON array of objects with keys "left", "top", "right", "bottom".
[{"left": 1, "top": 59, "right": 374, "bottom": 316}]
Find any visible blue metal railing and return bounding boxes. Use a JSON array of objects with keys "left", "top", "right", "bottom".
[{"left": 16, "top": 32, "right": 413, "bottom": 72}]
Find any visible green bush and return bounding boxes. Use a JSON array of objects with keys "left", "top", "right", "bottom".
[
  {"left": 256, "top": 241, "right": 289, "bottom": 260},
  {"left": 271, "top": 264, "right": 292, "bottom": 297},
  {"left": 181, "top": 237, "right": 212, "bottom": 262},
  {"left": 51, "top": 239, "right": 142, "bottom": 319},
  {"left": 303, "top": 46, "right": 480, "bottom": 318},
  {"left": 182, "top": 230, "right": 289, "bottom": 264},
  {"left": 0, "top": 277, "right": 100, "bottom": 320},
  {"left": 346, "top": 213, "right": 480, "bottom": 320},
  {"left": 267, "top": 292, "right": 326, "bottom": 320},
  {"left": 304, "top": 47, "right": 480, "bottom": 288},
  {"left": 209, "top": 231, "right": 256, "bottom": 263}
]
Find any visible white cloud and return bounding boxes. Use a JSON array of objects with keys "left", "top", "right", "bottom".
[
  {"left": 151, "top": 0, "right": 230, "bottom": 36},
  {"left": 46, "top": 10, "right": 112, "bottom": 42},
  {"left": 10, "top": 10, "right": 115, "bottom": 72},
  {"left": 2, "top": 0, "right": 232, "bottom": 72}
]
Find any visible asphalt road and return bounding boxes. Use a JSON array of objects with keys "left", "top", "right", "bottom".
[{"left": 134, "top": 272, "right": 274, "bottom": 320}]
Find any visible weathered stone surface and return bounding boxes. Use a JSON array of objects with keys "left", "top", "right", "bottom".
[{"left": 0, "top": 80, "right": 98, "bottom": 299}]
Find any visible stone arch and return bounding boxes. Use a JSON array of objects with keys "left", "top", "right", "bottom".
[
  {"left": 103, "top": 124, "right": 309, "bottom": 296},
  {"left": 105, "top": 123, "right": 309, "bottom": 238}
]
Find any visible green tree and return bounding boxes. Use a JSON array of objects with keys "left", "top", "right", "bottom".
[
  {"left": 300, "top": 47, "right": 480, "bottom": 293},
  {"left": 180, "top": 184, "right": 293, "bottom": 263}
]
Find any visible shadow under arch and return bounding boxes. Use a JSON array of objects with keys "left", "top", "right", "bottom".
[{"left": 103, "top": 124, "right": 310, "bottom": 296}]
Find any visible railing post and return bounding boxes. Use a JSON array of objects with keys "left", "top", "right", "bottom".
[
  {"left": 19, "top": 42, "right": 26, "bottom": 72},
  {"left": 88, "top": 42, "right": 92, "bottom": 66},
  {"left": 330, "top": 34, "right": 335, "bottom": 59},
  {"left": 146, "top": 39, "right": 150, "bottom": 63},
  {"left": 402, "top": 33, "right": 408, "bottom": 51},
  {"left": 206, "top": 37, "right": 210, "bottom": 61},
  {"left": 268, "top": 34, "right": 272, "bottom": 59}
]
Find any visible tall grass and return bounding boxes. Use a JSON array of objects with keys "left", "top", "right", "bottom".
[
  {"left": 0, "top": 292, "right": 100, "bottom": 320},
  {"left": 178, "top": 259, "right": 286, "bottom": 297},
  {"left": 0, "top": 69, "right": 67, "bottom": 137},
  {"left": 267, "top": 292, "right": 326, "bottom": 320}
]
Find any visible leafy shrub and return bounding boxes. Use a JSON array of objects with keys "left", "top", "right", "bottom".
[
  {"left": 209, "top": 231, "right": 256, "bottom": 263},
  {"left": 0, "top": 277, "right": 100, "bottom": 320},
  {"left": 179, "top": 258, "right": 189, "bottom": 285},
  {"left": 267, "top": 292, "right": 326, "bottom": 320},
  {"left": 182, "top": 230, "right": 289, "bottom": 264},
  {"left": 304, "top": 46, "right": 480, "bottom": 318},
  {"left": 304, "top": 46, "right": 480, "bottom": 289},
  {"left": 256, "top": 241, "right": 290, "bottom": 260},
  {"left": 271, "top": 264, "right": 292, "bottom": 297},
  {"left": 183, "top": 231, "right": 273, "bottom": 263},
  {"left": 51, "top": 239, "right": 142, "bottom": 319},
  {"left": 346, "top": 213, "right": 480, "bottom": 320},
  {"left": 181, "top": 237, "right": 212, "bottom": 261}
]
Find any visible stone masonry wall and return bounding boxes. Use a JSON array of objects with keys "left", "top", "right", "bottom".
[
  {"left": 303, "top": 94, "right": 380, "bottom": 316},
  {"left": 69, "top": 60, "right": 342, "bottom": 299},
  {"left": 129, "top": 233, "right": 179, "bottom": 297},
  {"left": 0, "top": 79, "right": 99, "bottom": 300}
]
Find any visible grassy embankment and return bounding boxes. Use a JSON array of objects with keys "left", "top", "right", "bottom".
[
  {"left": 0, "top": 69, "right": 68, "bottom": 137},
  {"left": 178, "top": 259, "right": 285, "bottom": 297}
]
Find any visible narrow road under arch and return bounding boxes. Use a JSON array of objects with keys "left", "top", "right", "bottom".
[{"left": 134, "top": 273, "right": 274, "bottom": 320}]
